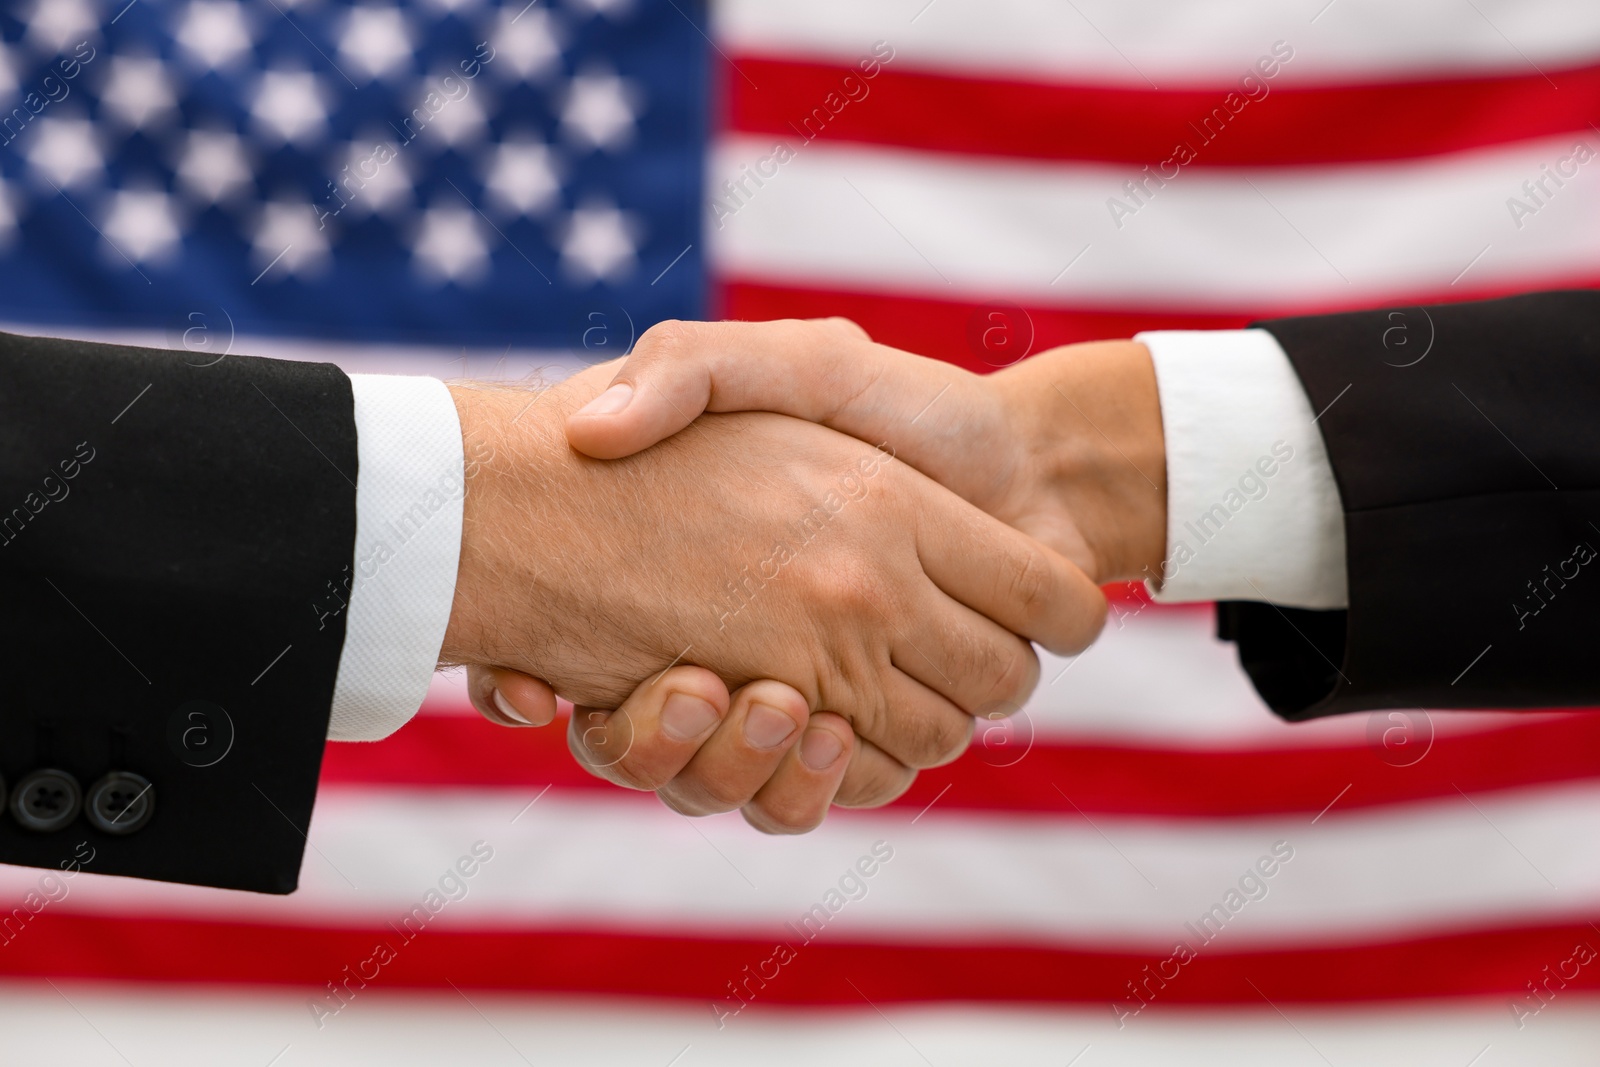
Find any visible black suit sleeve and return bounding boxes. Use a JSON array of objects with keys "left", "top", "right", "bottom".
[
  {"left": 0, "top": 332, "right": 356, "bottom": 893},
  {"left": 1216, "top": 290, "right": 1600, "bottom": 721}
]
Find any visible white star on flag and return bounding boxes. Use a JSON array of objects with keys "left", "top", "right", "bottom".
[
  {"left": 412, "top": 203, "right": 490, "bottom": 284},
  {"left": 482, "top": 138, "right": 561, "bottom": 217},
  {"left": 26, "top": 118, "right": 104, "bottom": 189},
  {"left": 101, "top": 188, "right": 183, "bottom": 264},
  {"left": 417, "top": 78, "right": 490, "bottom": 148},
  {"left": 0, "top": 180, "right": 18, "bottom": 247},
  {"left": 567, "top": 0, "right": 634, "bottom": 19},
  {"left": 173, "top": 127, "right": 255, "bottom": 205},
  {"left": 0, "top": 47, "right": 19, "bottom": 100},
  {"left": 250, "top": 200, "right": 330, "bottom": 280},
  {"left": 560, "top": 200, "right": 641, "bottom": 282},
  {"left": 175, "top": 1, "right": 256, "bottom": 71},
  {"left": 100, "top": 55, "right": 180, "bottom": 130},
  {"left": 23, "top": 0, "right": 99, "bottom": 54},
  {"left": 561, "top": 68, "right": 641, "bottom": 151},
  {"left": 490, "top": 8, "right": 564, "bottom": 82},
  {"left": 330, "top": 138, "right": 413, "bottom": 217},
  {"left": 251, "top": 69, "right": 331, "bottom": 146},
  {"left": 338, "top": 7, "right": 415, "bottom": 81}
]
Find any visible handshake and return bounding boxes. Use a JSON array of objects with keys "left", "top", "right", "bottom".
[{"left": 442, "top": 318, "right": 1169, "bottom": 833}]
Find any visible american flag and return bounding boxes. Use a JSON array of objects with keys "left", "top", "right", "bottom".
[{"left": 2, "top": 0, "right": 1600, "bottom": 1063}]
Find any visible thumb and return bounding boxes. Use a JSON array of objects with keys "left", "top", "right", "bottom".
[
  {"left": 564, "top": 317, "right": 879, "bottom": 460},
  {"left": 466, "top": 665, "right": 559, "bottom": 728},
  {"left": 564, "top": 356, "right": 712, "bottom": 462}
]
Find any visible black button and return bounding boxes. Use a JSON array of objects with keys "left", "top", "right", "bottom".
[
  {"left": 10, "top": 770, "right": 82, "bottom": 832},
  {"left": 85, "top": 772, "right": 155, "bottom": 836}
]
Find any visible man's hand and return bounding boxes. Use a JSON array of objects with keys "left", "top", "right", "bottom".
[
  {"left": 466, "top": 663, "right": 856, "bottom": 833},
  {"left": 566, "top": 319, "right": 1168, "bottom": 585},
  {"left": 443, "top": 359, "right": 1107, "bottom": 810}
]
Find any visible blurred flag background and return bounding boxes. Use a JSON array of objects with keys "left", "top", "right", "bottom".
[{"left": 1, "top": 0, "right": 1599, "bottom": 1063}]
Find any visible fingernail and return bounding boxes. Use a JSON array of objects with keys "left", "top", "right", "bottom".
[
  {"left": 576, "top": 382, "right": 633, "bottom": 417},
  {"left": 491, "top": 688, "right": 534, "bottom": 727},
  {"left": 744, "top": 703, "right": 797, "bottom": 750},
  {"left": 799, "top": 727, "right": 845, "bottom": 770},
  {"left": 661, "top": 691, "right": 719, "bottom": 741}
]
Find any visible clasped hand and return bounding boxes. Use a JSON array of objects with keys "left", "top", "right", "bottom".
[{"left": 443, "top": 319, "right": 1167, "bottom": 833}]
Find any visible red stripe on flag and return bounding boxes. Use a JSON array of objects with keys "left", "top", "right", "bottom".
[
  {"left": 6, "top": 913, "right": 1598, "bottom": 1004},
  {"left": 322, "top": 711, "right": 1600, "bottom": 818},
  {"left": 725, "top": 56, "right": 1600, "bottom": 166},
  {"left": 719, "top": 280, "right": 1252, "bottom": 372},
  {"left": 716, "top": 279, "right": 1600, "bottom": 371}
]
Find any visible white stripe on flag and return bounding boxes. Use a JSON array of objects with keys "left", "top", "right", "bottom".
[
  {"left": 710, "top": 134, "right": 1600, "bottom": 310},
  {"left": 14, "top": 781, "right": 1600, "bottom": 949},
  {"left": 5, "top": 981, "right": 1594, "bottom": 1067},
  {"left": 718, "top": 0, "right": 1600, "bottom": 85}
]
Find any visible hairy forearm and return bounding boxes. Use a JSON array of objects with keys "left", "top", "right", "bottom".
[{"left": 439, "top": 380, "right": 553, "bottom": 671}]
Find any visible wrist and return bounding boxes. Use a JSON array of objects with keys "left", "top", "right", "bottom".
[
  {"left": 438, "top": 382, "right": 550, "bottom": 669},
  {"left": 996, "top": 341, "right": 1167, "bottom": 584}
]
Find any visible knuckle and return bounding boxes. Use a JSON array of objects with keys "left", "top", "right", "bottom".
[
  {"left": 1005, "top": 543, "right": 1055, "bottom": 624},
  {"left": 821, "top": 316, "right": 871, "bottom": 341},
  {"left": 633, "top": 319, "right": 699, "bottom": 362},
  {"left": 814, "top": 556, "right": 884, "bottom": 619},
  {"left": 1068, "top": 591, "right": 1110, "bottom": 654},
  {"left": 954, "top": 636, "right": 1037, "bottom": 717},
  {"left": 989, "top": 640, "right": 1040, "bottom": 707},
  {"left": 920, "top": 712, "right": 974, "bottom": 769},
  {"left": 883, "top": 703, "right": 969, "bottom": 770}
]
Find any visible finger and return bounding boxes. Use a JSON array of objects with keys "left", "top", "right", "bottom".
[
  {"left": 915, "top": 494, "right": 1108, "bottom": 657},
  {"left": 830, "top": 737, "right": 917, "bottom": 809},
  {"left": 741, "top": 712, "right": 856, "bottom": 835},
  {"left": 567, "top": 666, "right": 731, "bottom": 791},
  {"left": 891, "top": 597, "right": 1042, "bottom": 727},
  {"left": 844, "top": 666, "right": 979, "bottom": 770},
  {"left": 466, "top": 665, "right": 559, "bottom": 728},
  {"left": 656, "top": 679, "right": 811, "bottom": 817},
  {"left": 738, "top": 733, "right": 915, "bottom": 835},
  {"left": 565, "top": 318, "right": 953, "bottom": 460}
]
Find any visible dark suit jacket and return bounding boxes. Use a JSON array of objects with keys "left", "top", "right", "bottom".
[
  {"left": 1219, "top": 289, "right": 1600, "bottom": 720},
  {"left": 0, "top": 333, "right": 355, "bottom": 893}
]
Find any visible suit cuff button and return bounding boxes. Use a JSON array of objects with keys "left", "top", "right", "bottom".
[
  {"left": 85, "top": 772, "right": 155, "bottom": 836},
  {"left": 10, "top": 769, "right": 82, "bottom": 832}
]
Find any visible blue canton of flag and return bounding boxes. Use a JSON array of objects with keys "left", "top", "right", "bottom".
[{"left": 0, "top": 0, "right": 707, "bottom": 349}]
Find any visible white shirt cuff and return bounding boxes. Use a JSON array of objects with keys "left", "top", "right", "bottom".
[
  {"left": 1135, "top": 329, "right": 1348, "bottom": 610},
  {"left": 328, "top": 375, "right": 465, "bottom": 741}
]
